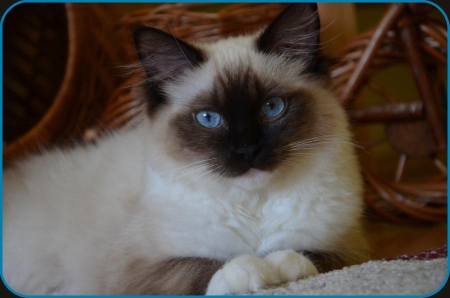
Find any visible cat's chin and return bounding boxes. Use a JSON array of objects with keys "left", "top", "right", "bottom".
[{"left": 230, "top": 168, "right": 273, "bottom": 190}]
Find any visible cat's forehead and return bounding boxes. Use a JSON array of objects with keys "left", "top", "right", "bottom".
[
  {"left": 167, "top": 35, "right": 309, "bottom": 107},
  {"left": 200, "top": 35, "right": 296, "bottom": 76},
  {"left": 200, "top": 35, "right": 257, "bottom": 60}
]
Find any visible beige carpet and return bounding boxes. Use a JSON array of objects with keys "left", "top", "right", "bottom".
[{"left": 253, "top": 258, "right": 448, "bottom": 295}]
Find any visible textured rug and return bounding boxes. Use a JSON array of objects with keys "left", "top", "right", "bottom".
[{"left": 253, "top": 246, "right": 448, "bottom": 295}]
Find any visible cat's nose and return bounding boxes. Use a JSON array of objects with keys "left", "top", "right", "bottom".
[{"left": 235, "top": 143, "right": 262, "bottom": 163}]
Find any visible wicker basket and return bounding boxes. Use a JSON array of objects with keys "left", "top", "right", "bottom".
[
  {"left": 331, "top": 4, "right": 447, "bottom": 223},
  {"left": 3, "top": 4, "right": 68, "bottom": 146},
  {"left": 3, "top": 3, "right": 126, "bottom": 163}
]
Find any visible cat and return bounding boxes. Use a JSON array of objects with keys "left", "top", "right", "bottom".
[{"left": 2, "top": 3, "right": 369, "bottom": 295}]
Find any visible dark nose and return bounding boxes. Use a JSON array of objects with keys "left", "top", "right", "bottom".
[{"left": 235, "top": 143, "right": 262, "bottom": 163}]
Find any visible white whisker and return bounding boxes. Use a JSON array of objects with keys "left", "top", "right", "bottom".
[{"left": 167, "top": 23, "right": 193, "bottom": 68}]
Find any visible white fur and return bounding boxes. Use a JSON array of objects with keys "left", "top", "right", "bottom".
[
  {"left": 264, "top": 250, "right": 318, "bottom": 282},
  {"left": 3, "top": 33, "right": 365, "bottom": 295},
  {"left": 206, "top": 255, "right": 279, "bottom": 295},
  {"left": 206, "top": 250, "right": 318, "bottom": 295}
]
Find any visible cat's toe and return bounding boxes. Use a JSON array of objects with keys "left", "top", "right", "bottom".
[
  {"left": 205, "top": 255, "right": 279, "bottom": 295},
  {"left": 264, "top": 249, "right": 318, "bottom": 282}
]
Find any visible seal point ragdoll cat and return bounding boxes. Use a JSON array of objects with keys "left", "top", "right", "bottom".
[{"left": 3, "top": 3, "right": 369, "bottom": 295}]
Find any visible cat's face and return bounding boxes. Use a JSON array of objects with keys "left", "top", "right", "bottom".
[
  {"left": 134, "top": 4, "right": 341, "bottom": 188},
  {"left": 169, "top": 63, "right": 321, "bottom": 179}
]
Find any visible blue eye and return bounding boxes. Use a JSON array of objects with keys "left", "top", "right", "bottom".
[
  {"left": 261, "top": 97, "right": 285, "bottom": 118},
  {"left": 195, "top": 110, "right": 222, "bottom": 128}
]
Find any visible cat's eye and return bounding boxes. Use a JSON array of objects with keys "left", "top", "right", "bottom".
[
  {"left": 261, "top": 97, "right": 285, "bottom": 118},
  {"left": 195, "top": 110, "right": 222, "bottom": 128}
]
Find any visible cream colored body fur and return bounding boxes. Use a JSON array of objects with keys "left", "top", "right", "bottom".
[{"left": 3, "top": 33, "right": 367, "bottom": 295}]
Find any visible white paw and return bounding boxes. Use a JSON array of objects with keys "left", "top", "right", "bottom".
[
  {"left": 205, "top": 255, "right": 279, "bottom": 295},
  {"left": 264, "top": 250, "right": 318, "bottom": 282}
]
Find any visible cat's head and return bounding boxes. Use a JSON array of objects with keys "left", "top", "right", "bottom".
[{"left": 133, "top": 4, "right": 347, "bottom": 189}]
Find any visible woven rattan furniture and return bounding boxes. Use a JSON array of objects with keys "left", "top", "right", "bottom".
[
  {"left": 3, "top": 3, "right": 447, "bottom": 223},
  {"left": 3, "top": 3, "right": 126, "bottom": 162},
  {"left": 331, "top": 3, "right": 447, "bottom": 223}
]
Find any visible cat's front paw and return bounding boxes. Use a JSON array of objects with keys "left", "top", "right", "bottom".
[
  {"left": 205, "top": 255, "right": 279, "bottom": 295},
  {"left": 264, "top": 249, "right": 318, "bottom": 282}
]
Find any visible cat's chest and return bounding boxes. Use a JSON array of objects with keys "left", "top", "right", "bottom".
[{"left": 147, "top": 189, "right": 315, "bottom": 259}]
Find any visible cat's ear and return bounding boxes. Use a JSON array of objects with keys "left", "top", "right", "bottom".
[
  {"left": 134, "top": 27, "right": 204, "bottom": 83},
  {"left": 257, "top": 4, "right": 322, "bottom": 73}
]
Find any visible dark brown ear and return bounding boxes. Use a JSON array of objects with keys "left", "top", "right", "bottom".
[
  {"left": 257, "top": 4, "right": 323, "bottom": 74},
  {"left": 134, "top": 27, "right": 204, "bottom": 83}
]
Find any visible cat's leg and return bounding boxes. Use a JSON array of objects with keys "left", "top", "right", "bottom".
[
  {"left": 206, "top": 251, "right": 318, "bottom": 295},
  {"left": 107, "top": 257, "right": 223, "bottom": 295}
]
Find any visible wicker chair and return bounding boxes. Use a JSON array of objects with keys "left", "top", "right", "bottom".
[
  {"left": 331, "top": 4, "right": 447, "bottom": 223},
  {"left": 3, "top": 3, "right": 127, "bottom": 162}
]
